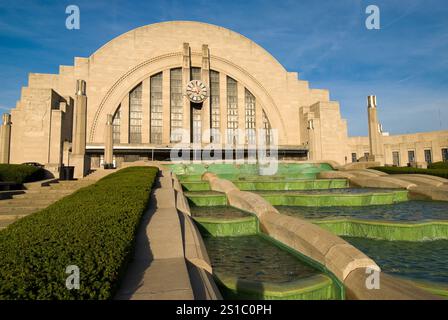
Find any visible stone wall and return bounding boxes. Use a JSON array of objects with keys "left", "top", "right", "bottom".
[
  {"left": 8, "top": 21, "right": 351, "bottom": 166},
  {"left": 348, "top": 130, "right": 448, "bottom": 167}
]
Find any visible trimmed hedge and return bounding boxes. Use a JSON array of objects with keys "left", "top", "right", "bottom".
[
  {"left": 428, "top": 161, "right": 448, "bottom": 170},
  {"left": 0, "top": 164, "right": 46, "bottom": 184},
  {"left": 371, "top": 166, "right": 448, "bottom": 179},
  {"left": 0, "top": 166, "right": 158, "bottom": 300}
]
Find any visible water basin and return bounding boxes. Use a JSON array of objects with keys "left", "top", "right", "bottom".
[
  {"left": 277, "top": 201, "right": 448, "bottom": 222},
  {"left": 343, "top": 237, "right": 448, "bottom": 286}
]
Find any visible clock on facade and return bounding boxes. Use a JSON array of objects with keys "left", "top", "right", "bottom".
[{"left": 186, "top": 80, "right": 208, "bottom": 103}]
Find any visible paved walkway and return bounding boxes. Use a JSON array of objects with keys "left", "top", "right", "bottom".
[{"left": 115, "top": 169, "right": 195, "bottom": 299}]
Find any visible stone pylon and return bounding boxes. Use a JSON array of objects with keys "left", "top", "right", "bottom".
[
  {"left": 71, "top": 80, "right": 90, "bottom": 178},
  {"left": 0, "top": 113, "right": 11, "bottom": 164},
  {"left": 72, "top": 80, "right": 87, "bottom": 155},
  {"left": 367, "top": 95, "right": 384, "bottom": 164},
  {"left": 104, "top": 114, "right": 114, "bottom": 167},
  {"left": 201, "top": 44, "right": 210, "bottom": 144}
]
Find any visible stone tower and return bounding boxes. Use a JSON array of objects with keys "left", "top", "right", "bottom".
[
  {"left": 367, "top": 95, "right": 384, "bottom": 164},
  {"left": 0, "top": 114, "right": 11, "bottom": 164}
]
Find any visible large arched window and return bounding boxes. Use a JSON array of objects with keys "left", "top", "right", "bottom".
[
  {"left": 129, "top": 83, "right": 142, "bottom": 144},
  {"left": 226, "top": 76, "right": 238, "bottom": 144},
  {"left": 170, "top": 68, "right": 183, "bottom": 143},
  {"left": 112, "top": 105, "right": 121, "bottom": 144},
  {"left": 210, "top": 70, "right": 220, "bottom": 143},
  {"left": 150, "top": 72, "right": 163, "bottom": 144},
  {"left": 245, "top": 89, "right": 256, "bottom": 145}
]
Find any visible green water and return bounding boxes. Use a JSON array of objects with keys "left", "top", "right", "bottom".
[
  {"left": 259, "top": 189, "right": 408, "bottom": 207},
  {"left": 255, "top": 188, "right": 400, "bottom": 195},
  {"left": 204, "top": 235, "right": 320, "bottom": 283},
  {"left": 233, "top": 179, "right": 348, "bottom": 191},
  {"left": 343, "top": 237, "right": 448, "bottom": 285},
  {"left": 185, "top": 191, "right": 228, "bottom": 206},
  {"left": 181, "top": 181, "right": 211, "bottom": 191},
  {"left": 185, "top": 191, "right": 223, "bottom": 196},
  {"left": 191, "top": 205, "right": 251, "bottom": 219},
  {"left": 277, "top": 201, "right": 448, "bottom": 222},
  {"left": 169, "top": 162, "right": 333, "bottom": 181}
]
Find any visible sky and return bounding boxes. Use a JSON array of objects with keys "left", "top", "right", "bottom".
[{"left": 0, "top": 0, "right": 447, "bottom": 136}]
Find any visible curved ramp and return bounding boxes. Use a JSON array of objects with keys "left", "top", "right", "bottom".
[
  {"left": 330, "top": 169, "right": 448, "bottom": 201},
  {"left": 201, "top": 173, "right": 438, "bottom": 299}
]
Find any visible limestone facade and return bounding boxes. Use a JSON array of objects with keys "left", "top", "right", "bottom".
[
  {"left": 349, "top": 96, "right": 448, "bottom": 167},
  {"left": 348, "top": 130, "right": 448, "bottom": 167},
  {"left": 1, "top": 21, "right": 446, "bottom": 172}
]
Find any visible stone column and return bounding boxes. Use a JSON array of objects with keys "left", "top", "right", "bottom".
[
  {"left": 104, "top": 114, "right": 114, "bottom": 167},
  {"left": 72, "top": 80, "right": 87, "bottom": 155},
  {"left": 0, "top": 113, "right": 11, "bottom": 164},
  {"left": 307, "top": 118, "right": 315, "bottom": 160},
  {"left": 201, "top": 44, "right": 211, "bottom": 144},
  {"left": 367, "top": 95, "right": 384, "bottom": 164},
  {"left": 49, "top": 109, "right": 63, "bottom": 164},
  {"left": 71, "top": 80, "right": 90, "bottom": 178},
  {"left": 182, "top": 43, "right": 191, "bottom": 142}
]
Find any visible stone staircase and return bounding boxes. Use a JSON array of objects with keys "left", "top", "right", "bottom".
[{"left": 0, "top": 169, "right": 115, "bottom": 230}]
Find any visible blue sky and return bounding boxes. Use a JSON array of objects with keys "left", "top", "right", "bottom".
[{"left": 0, "top": 0, "right": 447, "bottom": 136}]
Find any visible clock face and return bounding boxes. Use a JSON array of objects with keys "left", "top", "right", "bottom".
[{"left": 186, "top": 80, "right": 208, "bottom": 103}]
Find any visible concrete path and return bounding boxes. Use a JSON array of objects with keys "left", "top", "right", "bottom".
[
  {"left": 114, "top": 183, "right": 194, "bottom": 299},
  {"left": 115, "top": 168, "right": 221, "bottom": 300},
  {"left": 0, "top": 169, "right": 114, "bottom": 230}
]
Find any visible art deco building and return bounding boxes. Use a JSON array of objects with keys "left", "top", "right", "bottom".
[{"left": 0, "top": 21, "right": 447, "bottom": 177}]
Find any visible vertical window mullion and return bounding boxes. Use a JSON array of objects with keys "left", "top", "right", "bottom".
[
  {"left": 150, "top": 73, "right": 163, "bottom": 144},
  {"left": 129, "top": 84, "right": 142, "bottom": 144},
  {"left": 170, "top": 68, "right": 183, "bottom": 143}
]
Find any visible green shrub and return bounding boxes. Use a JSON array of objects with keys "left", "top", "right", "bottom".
[
  {"left": 0, "top": 166, "right": 158, "bottom": 300},
  {"left": 428, "top": 161, "right": 448, "bottom": 170},
  {"left": 0, "top": 164, "right": 46, "bottom": 184},
  {"left": 371, "top": 166, "right": 448, "bottom": 179}
]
